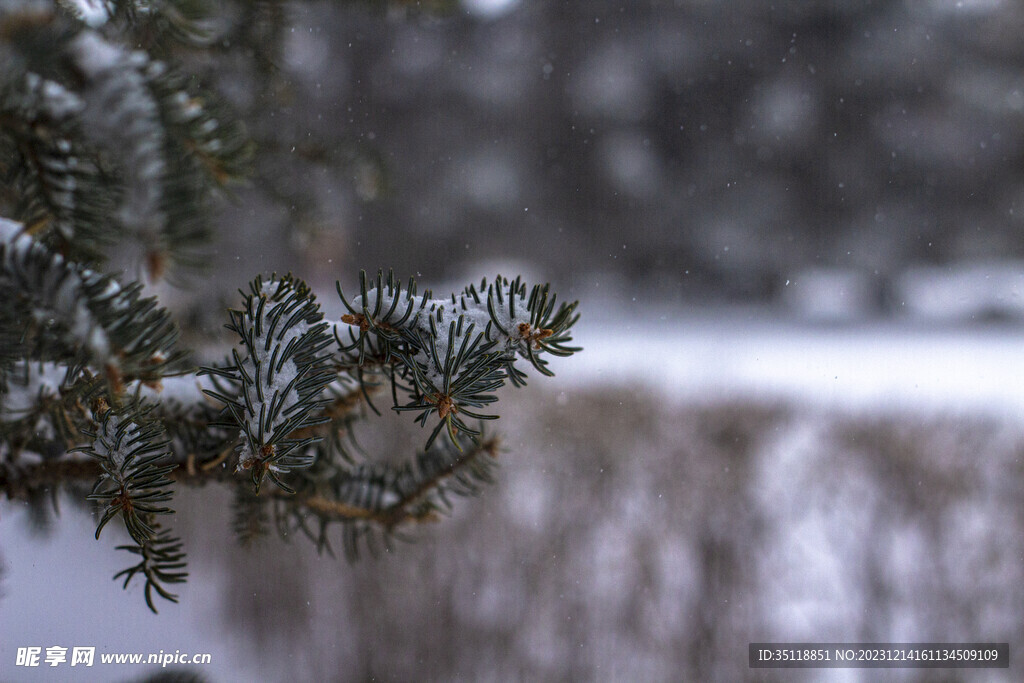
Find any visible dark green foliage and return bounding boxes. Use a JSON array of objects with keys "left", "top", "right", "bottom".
[
  {"left": 114, "top": 529, "right": 188, "bottom": 613},
  {"left": 0, "top": 222, "right": 188, "bottom": 395},
  {"left": 75, "top": 404, "right": 183, "bottom": 612},
  {"left": 0, "top": 2, "right": 252, "bottom": 277},
  {"left": 0, "top": 247, "right": 581, "bottom": 617},
  {"left": 0, "top": 363, "right": 110, "bottom": 471},
  {"left": 338, "top": 269, "right": 581, "bottom": 448},
  {"left": 200, "top": 274, "right": 335, "bottom": 493},
  {"left": 80, "top": 406, "right": 177, "bottom": 543},
  {"left": 104, "top": 0, "right": 219, "bottom": 50},
  {"left": 0, "top": 73, "right": 116, "bottom": 264},
  {"left": 280, "top": 431, "right": 501, "bottom": 561},
  {"left": 0, "top": 1, "right": 583, "bottom": 616}
]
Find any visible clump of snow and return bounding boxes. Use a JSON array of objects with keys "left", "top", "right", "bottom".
[
  {"left": 0, "top": 217, "right": 23, "bottom": 243},
  {"left": 348, "top": 287, "right": 425, "bottom": 325},
  {"left": 235, "top": 284, "right": 315, "bottom": 471},
  {"left": 347, "top": 276, "right": 543, "bottom": 389},
  {"left": 40, "top": 78, "right": 85, "bottom": 118},
  {"left": 87, "top": 273, "right": 130, "bottom": 312},
  {"left": 60, "top": 0, "right": 112, "bottom": 27},
  {"left": 69, "top": 31, "right": 122, "bottom": 77},
  {"left": 93, "top": 413, "right": 138, "bottom": 476},
  {"left": 22, "top": 73, "right": 85, "bottom": 119},
  {"left": 479, "top": 291, "right": 535, "bottom": 355},
  {"left": 410, "top": 317, "right": 482, "bottom": 388}
]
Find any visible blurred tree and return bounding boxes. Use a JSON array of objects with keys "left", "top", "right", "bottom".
[{"left": 0, "top": 0, "right": 579, "bottom": 612}]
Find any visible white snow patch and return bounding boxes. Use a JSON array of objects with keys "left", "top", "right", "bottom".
[
  {"left": 40, "top": 78, "right": 85, "bottom": 118},
  {"left": 462, "top": 0, "right": 519, "bottom": 18},
  {"left": 0, "top": 216, "right": 24, "bottom": 243},
  {"left": 895, "top": 261, "right": 1024, "bottom": 322},
  {"left": 555, "top": 307, "right": 1024, "bottom": 417},
  {"left": 69, "top": 31, "right": 123, "bottom": 77},
  {"left": 783, "top": 268, "right": 877, "bottom": 322},
  {"left": 60, "top": 0, "right": 111, "bottom": 27},
  {"left": 1, "top": 362, "right": 66, "bottom": 416},
  {"left": 138, "top": 374, "right": 211, "bottom": 406}
]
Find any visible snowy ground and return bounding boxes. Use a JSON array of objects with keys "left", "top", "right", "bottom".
[
  {"left": 2, "top": 310, "right": 1022, "bottom": 681},
  {"left": 560, "top": 305, "right": 1024, "bottom": 417}
]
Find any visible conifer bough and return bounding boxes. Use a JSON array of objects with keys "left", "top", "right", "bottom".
[
  {"left": 0, "top": 233, "right": 581, "bottom": 611},
  {"left": 0, "top": 0, "right": 581, "bottom": 614}
]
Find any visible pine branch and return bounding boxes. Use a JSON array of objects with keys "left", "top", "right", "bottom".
[
  {"left": 2, "top": 1, "right": 586, "bottom": 617},
  {"left": 1, "top": 266, "right": 581, "bottom": 611},
  {"left": 0, "top": 73, "right": 116, "bottom": 265},
  {"left": 360, "top": 433, "right": 501, "bottom": 529},
  {"left": 147, "top": 386, "right": 236, "bottom": 473},
  {"left": 273, "top": 434, "right": 499, "bottom": 560},
  {"left": 199, "top": 274, "right": 335, "bottom": 493},
  {"left": 288, "top": 380, "right": 370, "bottom": 463},
  {"left": 142, "top": 59, "right": 253, "bottom": 278},
  {"left": 76, "top": 404, "right": 177, "bottom": 544},
  {"left": 100, "top": 0, "right": 219, "bottom": 50},
  {"left": 3, "top": 432, "right": 501, "bottom": 531},
  {"left": 70, "top": 401, "right": 186, "bottom": 613},
  {"left": 337, "top": 269, "right": 582, "bottom": 448},
  {"left": 0, "top": 218, "right": 189, "bottom": 396},
  {"left": 0, "top": 361, "right": 105, "bottom": 456},
  {"left": 1, "top": 11, "right": 252, "bottom": 277},
  {"left": 113, "top": 528, "right": 188, "bottom": 613}
]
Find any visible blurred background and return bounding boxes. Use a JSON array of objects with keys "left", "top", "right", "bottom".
[
  {"left": 4, "top": 0, "right": 1024, "bottom": 680},
  {"left": 205, "top": 0, "right": 1024, "bottom": 322}
]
